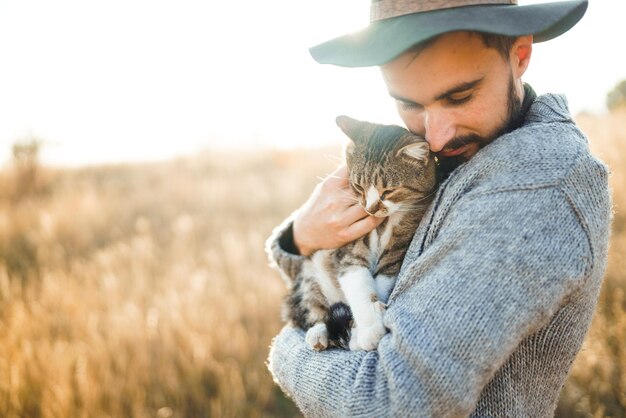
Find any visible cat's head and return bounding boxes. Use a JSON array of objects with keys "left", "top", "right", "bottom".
[{"left": 337, "top": 115, "right": 437, "bottom": 218}]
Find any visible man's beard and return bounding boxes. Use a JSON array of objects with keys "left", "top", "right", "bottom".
[{"left": 436, "top": 75, "right": 523, "bottom": 179}]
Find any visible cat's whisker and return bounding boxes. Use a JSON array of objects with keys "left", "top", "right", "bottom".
[
  {"left": 393, "top": 202, "right": 431, "bottom": 212},
  {"left": 340, "top": 195, "right": 361, "bottom": 205},
  {"left": 404, "top": 190, "right": 438, "bottom": 204},
  {"left": 337, "top": 188, "right": 359, "bottom": 199},
  {"left": 324, "top": 154, "right": 343, "bottom": 163},
  {"left": 393, "top": 207, "right": 427, "bottom": 213},
  {"left": 418, "top": 189, "right": 439, "bottom": 200}
]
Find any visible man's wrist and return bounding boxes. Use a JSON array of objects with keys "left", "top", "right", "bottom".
[
  {"left": 278, "top": 223, "right": 302, "bottom": 255},
  {"left": 292, "top": 221, "right": 314, "bottom": 256}
]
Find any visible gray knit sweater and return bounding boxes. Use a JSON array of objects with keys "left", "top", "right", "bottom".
[{"left": 266, "top": 94, "right": 611, "bottom": 418}]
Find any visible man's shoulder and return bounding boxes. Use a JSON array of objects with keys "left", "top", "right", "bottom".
[{"left": 467, "top": 94, "right": 606, "bottom": 191}]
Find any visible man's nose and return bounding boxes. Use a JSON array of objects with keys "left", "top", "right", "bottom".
[{"left": 424, "top": 110, "right": 455, "bottom": 153}]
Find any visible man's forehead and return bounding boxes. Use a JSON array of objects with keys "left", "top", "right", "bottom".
[
  {"left": 380, "top": 32, "right": 499, "bottom": 98},
  {"left": 381, "top": 32, "right": 488, "bottom": 73}
]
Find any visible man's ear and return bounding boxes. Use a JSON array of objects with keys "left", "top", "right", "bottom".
[{"left": 511, "top": 35, "right": 533, "bottom": 78}]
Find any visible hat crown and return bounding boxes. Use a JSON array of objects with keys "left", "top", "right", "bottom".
[{"left": 371, "top": 0, "right": 518, "bottom": 22}]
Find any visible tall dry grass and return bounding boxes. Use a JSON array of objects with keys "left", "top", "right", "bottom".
[
  {"left": 555, "top": 108, "right": 626, "bottom": 418},
  {"left": 0, "top": 149, "right": 338, "bottom": 417},
  {"left": 0, "top": 111, "right": 624, "bottom": 417}
]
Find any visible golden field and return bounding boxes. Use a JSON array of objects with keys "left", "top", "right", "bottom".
[{"left": 0, "top": 110, "right": 625, "bottom": 418}]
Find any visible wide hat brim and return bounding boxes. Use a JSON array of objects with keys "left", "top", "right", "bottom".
[{"left": 310, "top": 0, "right": 588, "bottom": 67}]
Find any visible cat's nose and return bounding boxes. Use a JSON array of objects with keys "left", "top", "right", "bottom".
[
  {"left": 364, "top": 186, "right": 379, "bottom": 211},
  {"left": 366, "top": 201, "right": 383, "bottom": 215}
]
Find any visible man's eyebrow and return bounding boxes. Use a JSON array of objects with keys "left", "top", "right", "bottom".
[
  {"left": 388, "top": 91, "right": 420, "bottom": 105},
  {"left": 435, "top": 77, "right": 484, "bottom": 101},
  {"left": 388, "top": 77, "right": 485, "bottom": 106}
]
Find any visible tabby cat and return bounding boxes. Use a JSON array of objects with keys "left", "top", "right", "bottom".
[{"left": 284, "top": 115, "right": 438, "bottom": 351}]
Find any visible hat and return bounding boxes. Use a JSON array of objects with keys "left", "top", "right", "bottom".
[{"left": 309, "top": 0, "right": 588, "bottom": 67}]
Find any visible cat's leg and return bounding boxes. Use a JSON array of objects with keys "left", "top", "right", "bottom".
[
  {"left": 288, "top": 265, "right": 333, "bottom": 351},
  {"left": 305, "top": 322, "right": 329, "bottom": 351},
  {"left": 375, "top": 274, "right": 396, "bottom": 304},
  {"left": 338, "top": 266, "right": 387, "bottom": 351}
]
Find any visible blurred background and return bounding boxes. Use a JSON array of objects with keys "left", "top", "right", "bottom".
[{"left": 0, "top": 0, "right": 625, "bottom": 417}]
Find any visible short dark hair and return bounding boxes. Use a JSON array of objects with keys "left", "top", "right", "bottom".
[
  {"left": 405, "top": 31, "right": 519, "bottom": 63},
  {"left": 478, "top": 33, "right": 518, "bottom": 60}
]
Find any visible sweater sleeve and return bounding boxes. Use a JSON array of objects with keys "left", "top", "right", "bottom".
[
  {"left": 267, "top": 186, "right": 592, "bottom": 417},
  {"left": 265, "top": 211, "right": 307, "bottom": 286}
]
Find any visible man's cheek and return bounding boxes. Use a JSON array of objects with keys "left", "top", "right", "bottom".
[{"left": 398, "top": 112, "right": 425, "bottom": 137}]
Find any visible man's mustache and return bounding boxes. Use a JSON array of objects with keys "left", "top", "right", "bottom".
[{"left": 437, "top": 134, "right": 487, "bottom": 156}]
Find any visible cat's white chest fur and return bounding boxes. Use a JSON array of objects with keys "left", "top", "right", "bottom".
[
  {"left": 307, "top": 212, "right": 402, "bottom": 306},
  {"left": 368, "top": 212, "right": 402, "bottom": 270}
]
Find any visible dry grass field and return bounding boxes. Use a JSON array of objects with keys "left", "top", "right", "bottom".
[{"left": 0, "top": 109, "right": 625, "bottom": 417}]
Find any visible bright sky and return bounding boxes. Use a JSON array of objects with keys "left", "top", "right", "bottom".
[{"left": 0, "top": 0, "right": 624, "bottom": 166}]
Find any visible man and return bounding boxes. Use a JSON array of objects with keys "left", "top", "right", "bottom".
[{"left": 266, "top": 1, "right": 611, "bottom": 417}]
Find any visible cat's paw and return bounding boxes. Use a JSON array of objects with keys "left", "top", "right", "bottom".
[
  {"left": 348, "top": 326, "right": 361, "bottom": 351},
  {"left": 306, "top": 323, "right": 329, "bottom": 351},
  {"left": 373, "top": 300, "right": 387, "bottom": 314},
  {"left": 352, "top": 320, "right": 387, "bottom": 351},
  {"left": 349, "top": 301, "right": 387, "bottom": 351}
]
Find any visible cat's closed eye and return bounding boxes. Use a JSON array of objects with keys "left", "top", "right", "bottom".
[{"left": 380, "top": 190, "right": 393, "bottom": 200}]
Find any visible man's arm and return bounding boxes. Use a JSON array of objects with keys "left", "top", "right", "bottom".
[{"left": 268, "top": 186, "right": 592, "bottom": 417}]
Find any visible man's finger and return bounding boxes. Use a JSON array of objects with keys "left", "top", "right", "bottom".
[
  {"left": 344, "top": 215, "right": 384, "bottom": 241},
  {"left": 343, "top": 203, "right": 371, "bottom": 224}
]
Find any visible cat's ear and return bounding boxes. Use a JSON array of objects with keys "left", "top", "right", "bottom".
[
  {"left": 344, "top": 140, "right": 355, "bottom": 158},
  {"left": 396, "top": 140, "right": 431, "bottom": 165},
  {"left": 336, "top": 115, "right": 372, "bottom": 143},
  {"left": 337, "top": 116, "right": 359, "bottom": 159}
]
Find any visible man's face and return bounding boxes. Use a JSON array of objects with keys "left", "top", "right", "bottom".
[{"left": 380, "top": 31, "right": 529, "bottom": 167}]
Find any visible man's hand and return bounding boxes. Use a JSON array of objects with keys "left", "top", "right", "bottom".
[{"left": 293, "top": 166, "right": 384, "bottom": 256}]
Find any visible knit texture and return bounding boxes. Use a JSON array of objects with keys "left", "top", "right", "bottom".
[{"left": 266, "top": 94, "right": 611, "bottom": 418}]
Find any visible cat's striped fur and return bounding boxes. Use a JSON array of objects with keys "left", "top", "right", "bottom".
[{"left": 284, "top": 115, "right": 438, "bottom": 351}]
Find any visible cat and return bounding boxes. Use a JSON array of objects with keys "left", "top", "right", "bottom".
[{"left": 281, "top": 115, "right": 439, "bottom": 351}]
